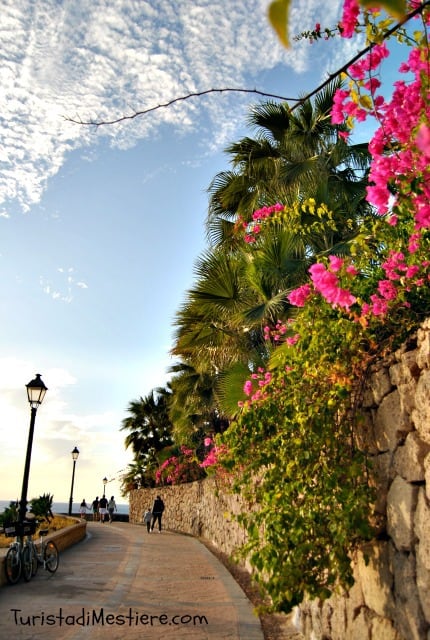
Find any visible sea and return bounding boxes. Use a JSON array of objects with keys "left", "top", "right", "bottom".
[{"left": 0, "top": 499, "right": 129, "bottom": 516}]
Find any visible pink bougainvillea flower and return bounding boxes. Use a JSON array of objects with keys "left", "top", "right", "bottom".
[
  {"left": 328, "top": 255, "right": 344, "bottom": 272},
  {"left": 377, "top": 279, "right": 398, "bottom": 301},
  {"left": 243, "top": 380, "right": 253, "bottom": 396},
  {"left": 340, "top": 0, "right": 360, "bottom": 38},
  {"left": 335, "top": 288, "right": 357, "bottom": 310},
  {"left": 309, "top": 262, "right": 356, "bottom": 310},
  {"left": 288, "top": 283, "right": 312, "bottom": 307},
  {"left": 408, "top": 233, "right": 421, "bottom": 253},
  {"left": 406, "top": 265, "right": 420, "bottom": 279},
  {"left": 346, "top": 264, "right": 358, "bottom": 276},
  {"left": 370, "top": 294, "right": 388, "bottom": 316}
]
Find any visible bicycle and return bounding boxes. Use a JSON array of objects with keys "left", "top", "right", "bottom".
[{"left": 3, "top": 520, "right": 59, "bottom": 585}]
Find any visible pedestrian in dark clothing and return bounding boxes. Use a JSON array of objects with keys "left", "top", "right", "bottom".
[
  {"left": 108, "top": 496, "right": 117, "bottom": 523},
  {"left": 92, "top": 497, "right": 99, "bottom": 522},
  {"left": 151, "top": 495, "right": 165, "bottom": 532},
  {"left": 143, "top": 508, "right": 152, "bottom": 533},
  {"left": 99, "top": 495, "right": 108, "bottom": 523}
]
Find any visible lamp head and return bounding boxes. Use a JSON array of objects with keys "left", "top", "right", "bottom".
[
  {"left": 26, "top": 374, "right": 48, "bottom": 408},
  {"left": 71, "top": 446, "right": 80, "bottom": 461}
]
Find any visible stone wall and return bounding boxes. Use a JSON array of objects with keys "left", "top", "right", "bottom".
[
  {"left": 295, "top": 320, "right": 430, "bottom": 640},
  {"left": 130, "top": 476, "right": 249, "bottom": 565},
  {"left": 130, "top": 319, "right": 430, "bottom": 640}
]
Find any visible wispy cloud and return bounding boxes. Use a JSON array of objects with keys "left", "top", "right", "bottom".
[
  {"left": 39, "top": 266, "right": 88, "bottom": 303},
  {"left": 1, "top": 0, "right": 347, "bottom": 214}
]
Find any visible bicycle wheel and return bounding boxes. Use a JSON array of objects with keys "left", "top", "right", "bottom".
[
  {"left": 5, "top": 546, "right": 21, "bottom": 585},
  {"left": 31, "top": 543, "right": 39, "bottom": 577},
  {"left": 44, "top": 540, "right": 59, "bottom": 573},
  {"left": 22, "top": 545, "right": 33, "bottom": 582}
]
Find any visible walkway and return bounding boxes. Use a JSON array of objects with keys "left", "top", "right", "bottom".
[{"left": 0, "top": 521, "right": 264, "bottom": 640}]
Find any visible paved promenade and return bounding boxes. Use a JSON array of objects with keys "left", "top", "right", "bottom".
[{"left": 0, "top": 521, "right": 264, "bottom": 640}]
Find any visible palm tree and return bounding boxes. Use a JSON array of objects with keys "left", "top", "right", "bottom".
[
  {"left": 206, "top": 79, "right": 371, "bottom": 249},
  {"left": 121, "top": 390, "right": 174, "bottom": 466},
  {"left": 167, "top": 360, "right": 229, "bottom": 447}
]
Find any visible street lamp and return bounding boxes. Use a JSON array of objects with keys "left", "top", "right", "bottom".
[
  {"left": 19, "top": 374, "right": 48, "bottom": 523},
  {"left": 68, "top": 446, "right": 80, "bottom": 515},
  {"left": 102, "top": 476, "right": 108, "bottom": 496}
]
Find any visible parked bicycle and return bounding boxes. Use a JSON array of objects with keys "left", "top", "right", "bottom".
[{"left": 3, "top": 519, "right": 59, "bottom": 585}]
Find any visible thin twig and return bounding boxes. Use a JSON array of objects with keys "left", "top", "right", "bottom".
[{"left": 64, "top": 89, "right": 298, "bottom": 126}]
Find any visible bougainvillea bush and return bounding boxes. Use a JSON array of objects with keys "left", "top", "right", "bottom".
[{"left": 208, "top": 0, "right": 430, "bottom": 612}]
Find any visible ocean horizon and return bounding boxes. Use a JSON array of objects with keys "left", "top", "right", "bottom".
[{"left": 0, "top": 499, "right": 129, "bottom": 516}]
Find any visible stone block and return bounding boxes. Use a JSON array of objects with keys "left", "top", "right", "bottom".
[
  {"left": 393, "top": 432, "right": 430, "bottom": 482},
  {"left": 346, "top": 607, "right": 371, "bottom": 640},
  {"left": 387, "top": 476, "right": 418, "bottom": 552},
  {"left": 414, "top": 489, "right": 430, "bottom": 572},
  {"left": 416, "top": 323, "right": 430, "bottom": 369},
  {"left": 370, "top": 367, "right": 393, "bottom": 405},
  {"left": 416, "top": 550, "right": 430, "bottom": 625},
  {"left": 329, "top": 596, "right": 348, "bottom": 640},
  {"left": 362, "top": 385, "right": 376, "bottom": 408},
  {"left": 369, "top": 451, "right": 394, "bottom": 514},
  {"left": 390, "top": 349, "right": 419, "bottom": 387},
  {"left": 345, "top": 576, "right": 366, "bottom": 634},
  {"left": 425, "top": 453, "right": 430, "bottom": 501},
  {"left": 392, "top": 551, "right": 427, "bottom": 640},
  {"left": 318, "top": 597, "right": 332, "bottom": 639},
  {"left": 374, "top": 390, "right": 412, "bottom": 452},
  {"left": 370, "top": 615, "right": 404, "bottom": 640},
  {"left": 412, "top": 369, "right": 430, "bottom": 444},
  {"left": 356, "top": 542, "right": 395, "bottom": 619},
  {"left": 355, "top": 410, "right": 379, "bottom": 454},
  {"left": 397, "top": 380, "right": 418, "bottom": 415}
]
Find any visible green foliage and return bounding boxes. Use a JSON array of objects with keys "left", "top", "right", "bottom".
[
  {"left": 30, "top": 493, "right": 54, "bottom": 522},
  {"left": 155, "top": 445, "right": 207, "bottom": 486},
  {"left": 221, "top": 301, "right": 376, "bottom": 610},
  {"left": 0, "top": 501, "right": 19, "bottom": 526},
  {"left": 219, "top": 204, "right": 430, "bottom": 611}
]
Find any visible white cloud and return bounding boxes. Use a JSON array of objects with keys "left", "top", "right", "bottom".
[
  {"left": 1, "top": 0, "right": 347, "bottom": 213},
  {"left": 39, "top": 266, "right": 88, "bottom": 303}
]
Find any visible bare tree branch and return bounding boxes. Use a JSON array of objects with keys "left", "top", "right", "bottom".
[
  {"left": 64, "top": 88, "right": 298, "bottom": 126},
  {"left": 65, "top": 1, "right": 429, "bottom": 127}
]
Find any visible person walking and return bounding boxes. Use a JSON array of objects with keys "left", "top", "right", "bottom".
[
  {"left": 79, "top": 499, "right": 89, "bottom": 520},
  {"left": 143, "top": 508, "right": 152, "bottom": 533},
  {"left": 99, "top": 495, "right": 108, "bottom": 523},
  {"left": 151, "top": 495, "right": 165, "bottom": 532},
  {"left": 91, "top": 497, "right": 99, "bottom": 522},
  {"left": 107, "top": 496, "right": 117, "bottom": 523}
]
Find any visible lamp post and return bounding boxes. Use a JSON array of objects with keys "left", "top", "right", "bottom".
[
  {"left": 19, "top": 374, "right": 48, "bottom": 523},
  {"left": 102, "top": 476, "right": 108, "bottom": 496},
  {"left": 68, "top": 446, "right": 80, "bottom": 515}
]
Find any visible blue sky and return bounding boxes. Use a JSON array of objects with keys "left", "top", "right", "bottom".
[{"left": 0, "top": 0, "right": 378, "bottom": 504}]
